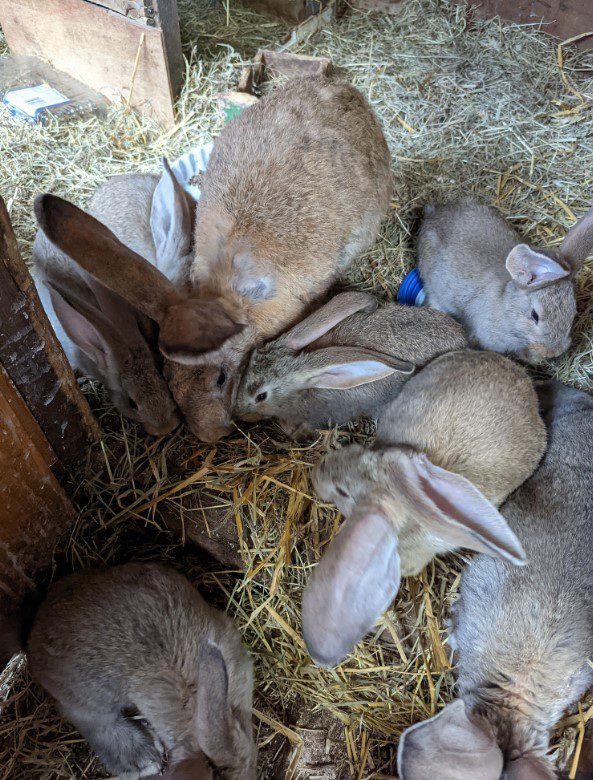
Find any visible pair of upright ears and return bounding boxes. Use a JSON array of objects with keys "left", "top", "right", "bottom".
[
  {"left": 34, "top": 166, "right": 244, "bottom": 365},
  {"left": 506, "top": 205, "right": 593, "bottom": 289},
  {"left": 397, "top": 699, "right": 554, "bottom": 779},
  {"left": 302, "top": 451, "right": 525, "bottom": 668}
]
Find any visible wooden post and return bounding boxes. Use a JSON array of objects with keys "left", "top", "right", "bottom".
[{"left": 0, "top": 196, "right": 100, "bottom": 468}]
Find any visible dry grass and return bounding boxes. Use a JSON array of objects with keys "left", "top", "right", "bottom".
[{"left": 1, "top": 0, "right": 593, "bottom": 777}]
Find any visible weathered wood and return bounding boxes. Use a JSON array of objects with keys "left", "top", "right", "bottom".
[
  {"left": 0, "top": 196, "right": 100, "bottom": 468},
  {"left": 238, "top": 0, "right": 331, "bottom": 23},
  {"left": 0, "top": 0, "right": 181, "bottom": 126},
  {"left": 260, "top": 50, "right": 332, "bottom": 79},
  {"left": 0, "top": 364, "right": 76, "bottom": 618},
  {"left": 152, "top": 0, "right": 184, "bottom": 97},
  {"left": 85, "top": 0, "right": 146, "bottom": 19},
  {"left": 463, "top": 0, "right": 593, "bottom": 49}
]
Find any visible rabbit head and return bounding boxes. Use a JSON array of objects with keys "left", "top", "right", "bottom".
[
  {"left": 503, "top": 204, "right": 593, "bottom": 363},
  {"left": 234, "top": 292, "right": 413, "bottom": 422},
  {"left": 397, "top": 699, "right": 556, "bottom": 780},
  {"left": 303, "top": 445, "right": 525, "bottom": 667},
  {"left": 34, "top": 194, "right": 246, "bottom": 366},
  {"left": 46, "top": 279, "right": 179, "bottom": 436}
]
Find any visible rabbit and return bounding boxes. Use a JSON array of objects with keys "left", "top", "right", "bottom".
[
  {"left": 417, "top": 196, "right": 593, "bottom": 364},
  {"left": 302, "top": 349, "right": 546, "bottom": 667},
  {"left": 34, "top": 76, "right": 393, "bottom": 442},
  {"left": 397, "top": 382, "right": 593, "bottom": 780},
  {"left": 26, "top": 562, "right": 257, "bottom": 780},
  {"left": 32, "top": 158, "right": 197, "bottom": 435},
  {"left": 234, "top": 289, "right": 469, "bottom": 438}
]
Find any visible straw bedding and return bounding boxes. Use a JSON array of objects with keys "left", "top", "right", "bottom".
[{"left": 1, "top": 0, "right": 593, "bottom": 776}]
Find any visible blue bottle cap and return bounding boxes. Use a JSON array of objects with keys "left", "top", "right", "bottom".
[{"left": 397, "top": 267, "right": 425, "bottom": 307}]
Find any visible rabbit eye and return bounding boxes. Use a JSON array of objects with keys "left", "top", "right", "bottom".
[
  {"left": 129, "top": 398, "right": 139, "bottom": 411},
  {"left": 255, "top": 391, "right": 268, "bottom": 403},
  {"left": 216, "top": 368, "right": 227, "bottom": 388},
  {"left": 531, "top": 309, "right": 540, "bottom": 324},
  {"left": 336, "top": 486, "right": 349, "bottom": 498}
]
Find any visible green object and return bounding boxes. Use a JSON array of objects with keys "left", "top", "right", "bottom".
[{"left": 223, "top": 103, "right": 247, "bottom": 123}]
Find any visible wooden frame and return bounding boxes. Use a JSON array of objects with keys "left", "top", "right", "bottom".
[{"left": 0, "top": 0, "right": 184, "bottom": 126}]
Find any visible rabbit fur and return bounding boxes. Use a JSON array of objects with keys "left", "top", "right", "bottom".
[
  {"left": 234, "top": 290, "right": 468, "bottom": 438},
  {"left": 303, "top": 349, "right": 546, "bottom": 667},
  {"left": 397, "top": 382, "right": 593, "bottom": 780},
  {"left": 35, "top": 76, "right": 392, "bottom": 442},
  {"left": 27, "top": 563, "right": 257, "bottom": 780},
  {"left": 418, "top": 197, "right": 593, "bottom": 363},
  {"left": 32, "top": 165, "right": 191, "bottom": 435}
]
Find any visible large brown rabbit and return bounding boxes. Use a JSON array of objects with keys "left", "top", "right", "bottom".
[{"left": 35, "top": 77, "right": 393, "bottom": 441}]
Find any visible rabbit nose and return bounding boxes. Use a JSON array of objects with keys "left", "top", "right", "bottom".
[{"left": 144, "top": 414, "right": 180, "bottom": 437}]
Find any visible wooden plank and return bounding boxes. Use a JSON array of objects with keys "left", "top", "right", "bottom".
[
  {"left": 85, "top": 0, "right": 147, "bottom": 19},
  {"left": 260, "top": 50, "right": 332, "bottom": 79},
  {"left": 238, "top": 0, "right": 331, "bottom": 23},
  {"left": 152, "top": 0, "right": 184, "bottom": 96},
  {"left": 0, "top": 363, "right": 76, "bottom": 618},
  {"left": 463, "top": 0, "right": 593, "bottom": 48},
  {"left": 0, "top": 0, "right": 178, "bottom": 126},
  {"left": 0, "top": 196, "right": 100, "bottom": 468}
]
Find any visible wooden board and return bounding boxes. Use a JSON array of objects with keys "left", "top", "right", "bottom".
[
  {"left": 0, "top": 196, "right": 100, "bottom": 468},
  {"left": 238, "top": 0, "right": 331, "bottom": 23},
  {"left": 463, "top": 0, "right": 593, "bottom": 48},
  {"left": 0, "top": 363, "right": 76, "bottom": 620},
  {"left": 0, "top": 0, "right": 181, "bottom": 126}
]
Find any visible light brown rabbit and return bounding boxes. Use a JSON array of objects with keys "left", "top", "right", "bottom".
[
  {"left": 303, "top": 350, "right": 546, "bottom": 667},
  {"left": 35, "top": 76, "right": 392, "bottom": 441},
  {"left": 234, "top": 290, "right": 468, "bottom": 438},
  {"left": 27, "top": 563, "right": 257, "bottom": 780}
]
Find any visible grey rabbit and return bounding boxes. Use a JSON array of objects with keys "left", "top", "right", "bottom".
[
  {"left": 234, "top": 290, "right": 468, "bottom": 439},
  {"left": 35, "top": 77, "right": 393, "bottom": 442},
  {"left": 33, "top": 159, "right": 194, "bottom": 435},
  {"left": 418, "top": 197, "right": 593, "bottom": 363},
  {"left": 27, "top": 563, "right": 257, "bottom": 780},
  {"left": 303, "top": 350, "right": 546, "bottom": 667},
  {"left": 397, "top": 382, "right": 593, "bottom": 780}
]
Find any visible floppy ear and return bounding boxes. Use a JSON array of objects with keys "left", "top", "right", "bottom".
[
  {"left": 231, "top": 251, "right": 277, "bottom": 302},
  {"left": 397, "top": 700, "right": 503, "bottom": 780},
  {"left": 505, "top": 244, "right": 569, "bottom": 289},
  {"left": 195, "top": 642, "right": 235, "bottom": 767},
  {"left": 559, "top": 204, "right": 593, "bottom": 272},
  {"left": 46, "top": 281, "right": 122, "bottom": 372},
  {"left": 150, "top": 157, "right": 195, "bottom": 269},
  {"left": 395, "top": 452, "right": 526, "bottom": 565},
  {"left": 302, "top": 509, "right": 400, "bottom": 667},
  {"left": 35, "top": 194, "right": 244, "bottom": 361},
  {"left": 505, "top": 756, "right": 556, "bottom": 780},
  {"left": 296, "top": 346, "right": 414, "bottom": 390},
  {"left": 84, "top": 276, "right": 145, "bottom": 339},
  {"left": 284, "top": 291, "right": 378, "bottom": 350}
]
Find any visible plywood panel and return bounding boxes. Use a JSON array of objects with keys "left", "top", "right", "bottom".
[
  {"left": 463, "top": 0, "right": 593, "bottom": 48},
  {"left": 0, "top": 0, "right": 179, "bottom": 126},
  {"left": 0, "top": 196, "right": 100, "bottom": 467}
]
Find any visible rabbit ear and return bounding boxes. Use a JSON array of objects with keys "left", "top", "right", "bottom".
[
  {"left": 195, "top": 642, "right": 235, "bottom": 767},
  {"left": 161, "top": 755, "right": 213, "bottom": 780},
  {"left": 302, "top": 509, "right": 400, "bottom": 668},
  {"left": 397, "top": 700, "right": 503, "bottom": 780},
  {"left": 559, "top": 204, "right": 593, "bottom": 272},
  {"left": 284, "top": 291, "right": 378, "bottom": 350},
  {"left": 297, "top": 346, "right": 414, "bottom": 390},
  {"left": 505, "top": 244, "right": 569, "bottom": 289},
  {"left": 395, "top": 452, "right": 526, "bottom": 565},
  {"left": 150, "top": 157, "right": 195, "bottom": 271},
  {"left": 84, "top": 276, "right": 144, "bottom": 339},
  {"left": 46, "top": 281, "right": 123, "bottom": 372},
  {"left": 506, "top": 756, "right": 556, "bottom": 780},
  {"left": 35, "top": 194, "right": 244, "bottom": 362}
]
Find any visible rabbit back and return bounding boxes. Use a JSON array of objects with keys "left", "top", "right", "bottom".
[
  {"left": 192, "top": 77, "right": 393, "bottom": 336},
  {"left": 376, "top": 350, "right": 546, "bottom": 504},
  {"left": 451, "top": 384, "right": 593, "bottom": 754}
]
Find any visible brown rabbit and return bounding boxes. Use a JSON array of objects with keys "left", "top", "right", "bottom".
[{"left": 35, "top": 77, "right": 392, "bottom": 441}]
